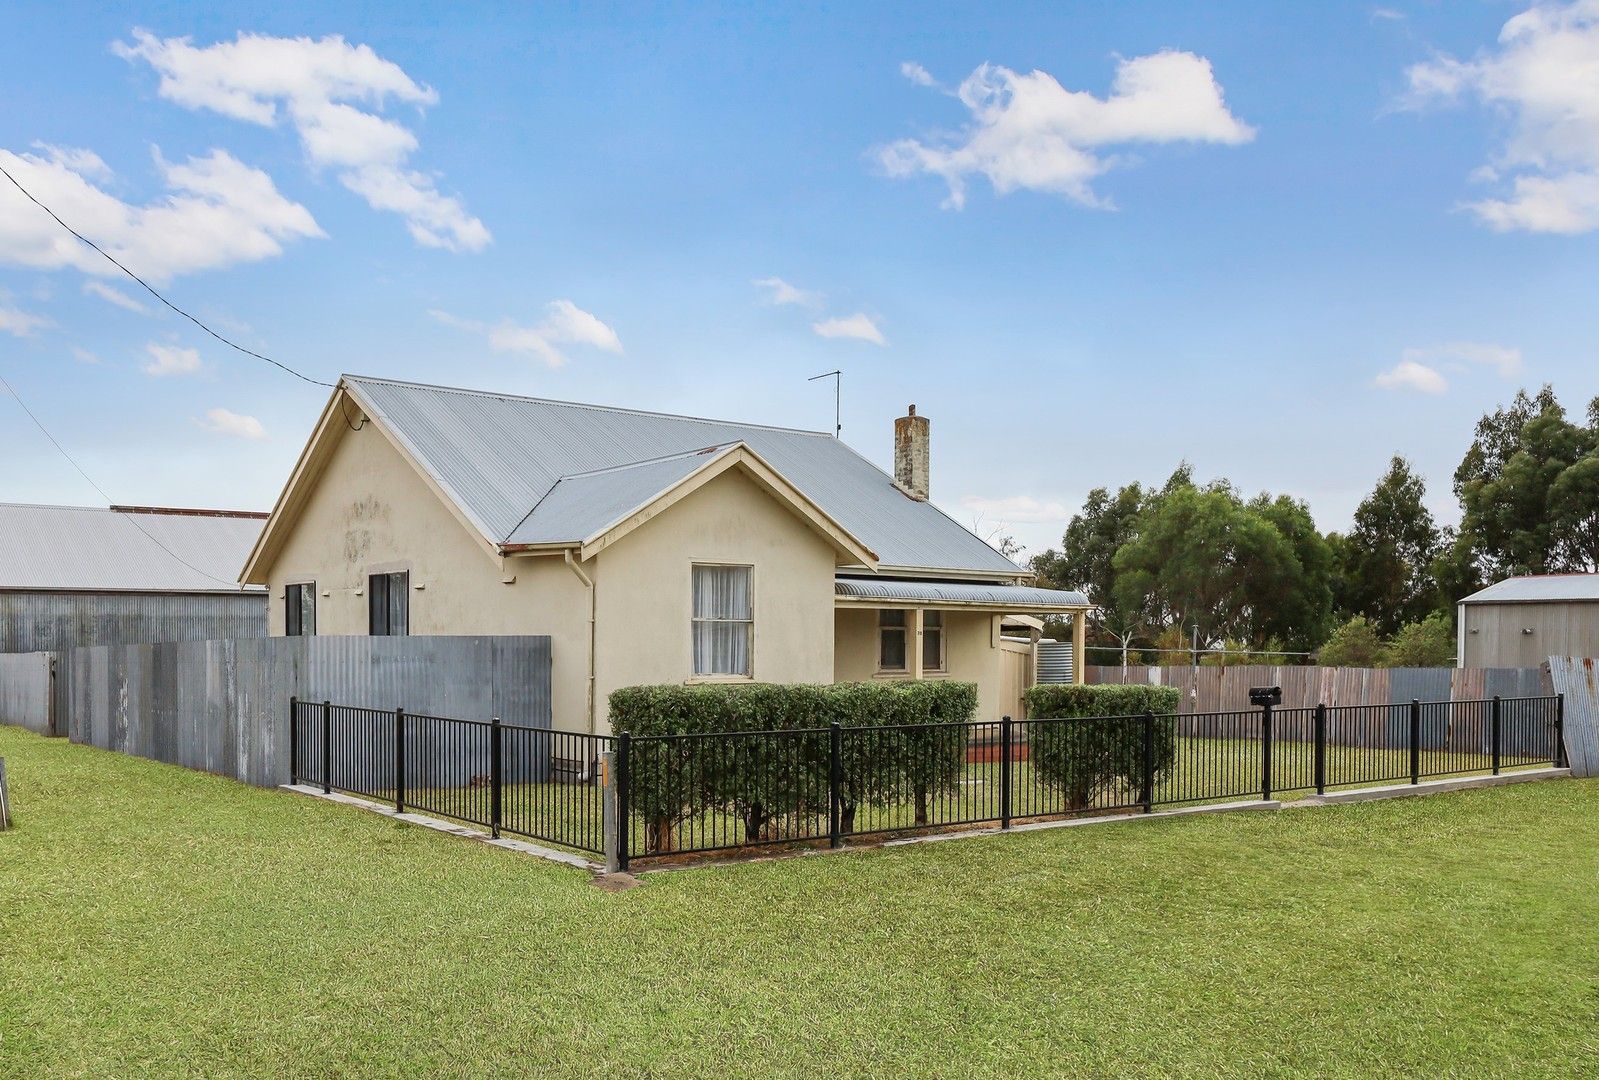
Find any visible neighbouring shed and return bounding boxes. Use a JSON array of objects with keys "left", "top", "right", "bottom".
[
  {"left": 0, "top": 503, "right": 268, "bottom": 653},
  {"left": 1456, "top": 573, "right": 1599, "bottom": 668}
]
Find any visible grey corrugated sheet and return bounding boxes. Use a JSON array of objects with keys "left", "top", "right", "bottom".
[
  {"left": 506, "top": 447, "right": 725, "bottom": 545},
  {"left": 834, "top": 576, "right": 1088, "bottom": 607},
  {"left": 1461, "top": 573, "right": 1599, "bottom": 604},
  {"left": 1036, "top": 640, "right": 1075, "bottom": 683},
  {"left": 1547, "top": 656, "right": 1599, "bottom": 778},
  {"left": 344, "top": 375, "right": 1023, "bottom": 575},
  {"left": 0, "top": 652, "right": 53, "bottom": 734},
  {"left": 1, "top": 590, "right": 266, "bottom": 653},
  {"left": 0, "top": 503, "right": 265, "bottom": 593}
]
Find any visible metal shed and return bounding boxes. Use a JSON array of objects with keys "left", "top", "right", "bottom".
[
  {"left": 0, "top": 503, "right": 269, "bottom": 653},
  {"left": 1456, "top": 573, "right": 1599, "bottom": 668}
]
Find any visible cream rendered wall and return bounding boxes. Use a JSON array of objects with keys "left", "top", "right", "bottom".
[
  {"left": 260, "top": 422, "right": 593, "bottom": 732},
  {"left": 591, "top": 466, "right": 840, "bottom": 732},
  {"left": 833, "top": 606, "right": 1016, "bottom": 721}
]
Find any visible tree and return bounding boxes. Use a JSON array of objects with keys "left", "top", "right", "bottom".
[
  {"left": 1385, "top": 612, "right": 1454, "bottom": 667},
  {"left": 1316, "top": 616, "right": 1385, "bottom": 667},
  {"left": 1455, "top": 386, "right": 1599, "bottom": 577},
  {"left": 1031, "top": 480, "right": 1148, "bottom": 662},
  {"left": 1337, "top": 456, "right": 1442, "bottom": 636},
  {"left": 1250, "top": 493, "right": 1336, "bottom": 652}
]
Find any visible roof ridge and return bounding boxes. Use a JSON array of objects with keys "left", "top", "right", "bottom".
[
  {"left": 555, "top": 442, "right": 738, "bottom": 481},
  {"left": 342, "top": 374, "right": 835, "bottom": 439}
]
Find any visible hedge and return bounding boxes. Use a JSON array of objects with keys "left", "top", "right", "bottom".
[
  {"left": 1022, "top": 684, "right": 1182, "bottom": 809},
  {"left": 609, "top": 681, "right": 977, "bottom": 852}
]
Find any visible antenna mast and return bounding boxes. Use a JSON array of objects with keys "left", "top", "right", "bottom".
[{"left": 807, "top": 369, "right": 842, "bottom": 437}]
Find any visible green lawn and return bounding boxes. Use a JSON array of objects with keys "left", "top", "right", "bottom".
[{"left": 1, "top": 725, "right": 1595, "bottom": 1079}]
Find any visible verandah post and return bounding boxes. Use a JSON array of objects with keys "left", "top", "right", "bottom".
[
  {"left": 289, "top": 696, "right": 299, "bottom": 786},
  {"left": 616, "top": 731, "right": 631, "bottom": 872},
  {"left": 1491, "top": 695, "right": 1501, "bottom": 776},
  {"left": 1313, "top": 703, "right": 1327, "bottom": 796},
  {"left": 321, "top": 700, "right": 332, "bottom": 795},
  {"left": 1409, "top": 699, "right": 1421, "bottom": 786},
  {"left": 829, "top": 722, "right": 843, "bottom": 848},
  {"left": 1140, "top": 712, "right": 1155, "bottom": 813},
  {"left": 394, "top": 707, "right": 406, "bottom": 813},
  {"left": 491, "top": 715, "right": 503, "bottom": 839},
  {"left": 1000, "top": 716, "right": 1013, "bottom": 829}
]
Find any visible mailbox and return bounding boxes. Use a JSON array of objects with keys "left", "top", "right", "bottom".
[{"left": 1248, "top": 685, "right": 1282, "bottom": 707}]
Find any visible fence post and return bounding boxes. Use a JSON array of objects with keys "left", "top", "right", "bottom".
[
  {"left": 289, "top": 696, "right": 299, "bottom": 786},
  {"left": 601, "top": 749, "right": 620, "bottom": 873},
  {"left": 829, "top": 722, "right": 843, "bottom": 848},
  {"left": 394, "top": 707, "right": 406, "bottom": 813},
  {"left": 616, "top": 731, "right": 631, "bottom": 873},
  {"left": 997, "top": 716, "right": 1010, "bottom": 825},
  {"left": 1261, "top": 701, "right": 1274, "bottom": 802},
  {"left": 1140, "top": 712, "right": 1155, "bottom": 812},
  {"left": 1409, "top": 699, "right": 1421, "bottom": 786},
  {"left": 1491, "top": 695, "right": 1501, "bottom": 776},
  {"left": 1555, "top": 693, "right": 1567, "bottom": 769},
  {"left": 321, "top": 700, "right": 332, "bottom": 795},
  {"left": 1313, "top": 703, "right": 1327, "bottom": 795},
  {"left": 491, "top": 715, "right": 502, "bottom": 839}
]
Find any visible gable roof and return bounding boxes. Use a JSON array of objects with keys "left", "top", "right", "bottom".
[
  {"left": 336, "top": 375, "right": 1025, "bottom": 577},
  {"left": 0, "top": 503, "right": 265, "bottom": 594},
  {"left": 1460, "top": 573, "right": 1599, "bottom": 605}
]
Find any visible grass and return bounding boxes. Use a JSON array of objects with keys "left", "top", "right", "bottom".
[{"left": 1, "top": 725, "right": 1595, "bottom": 1079}]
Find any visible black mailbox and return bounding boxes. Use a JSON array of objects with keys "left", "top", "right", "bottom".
[{"left": 1248, "top": 686, "right": 1283, "bottom": 707}]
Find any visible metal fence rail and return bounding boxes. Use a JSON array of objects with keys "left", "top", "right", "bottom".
[{"left": 294, "top": 693, "right": 1566, "bottom": 869}]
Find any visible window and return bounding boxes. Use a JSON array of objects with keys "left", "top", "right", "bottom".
[
  {"left": 368, "top": 571, "right": 410, "bottom": 636},
  {"left": 879, "top": 609, "right": 907, "bottom": 671},
  {"left": 692, "top": 565, "right": 752, "bottom": 676},
  {"left": 922, "top": 610, "right": 944, "bottom": 671},
  {"left": 285, "top": 582, "right": 316, "bottom": 637}
]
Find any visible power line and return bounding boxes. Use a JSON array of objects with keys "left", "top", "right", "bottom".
[
  {"left": 0, "top": 371, "right": 244, "bottom": 590},
  {"left": 0, "top": 160, "right": 333, "bottom": 388}
]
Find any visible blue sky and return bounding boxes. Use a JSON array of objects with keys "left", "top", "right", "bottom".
[{"left": 3, "top": 2, "right": 1597, "bottom": 555}]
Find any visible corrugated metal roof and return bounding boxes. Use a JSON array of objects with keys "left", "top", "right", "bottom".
[
  {"left": 1459, "top": 574, "right": 1599, "bottom": 604},
  {"left": 344, "top": 375, "right": 1025, "bottom": 576},
  {"left": 505, "top": 447, "right": 730, "bottom": 546},
  {"left": 0, "top": 503, "right": 265, "bottom": 593},
  {"left": 835, "top": 576, "right": 1088, "bottom": 608}
]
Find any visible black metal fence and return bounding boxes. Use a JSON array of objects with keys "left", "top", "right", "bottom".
[
  {"left": 290, "top": 698, "right": 612, "bottom": 854},
  {"left": 292, "top": 694, "right": 1565, "bottom": 868}
]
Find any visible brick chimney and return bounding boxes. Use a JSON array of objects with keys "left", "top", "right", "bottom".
[{"left": 894, "top": 404, "right": 930, "bottom": 501}]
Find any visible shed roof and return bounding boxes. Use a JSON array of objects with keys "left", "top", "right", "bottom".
[
  {"left": 342, "top": 375, "right": 1024, "bottom": 577},
  {"left": 0, "top": 503, "right": 265, "bottom": 594},
  {"left": 1459, "top": 573, "right": 1599, "bottom": 605}
]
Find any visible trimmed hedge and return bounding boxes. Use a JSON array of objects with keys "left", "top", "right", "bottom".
[
  {"left": 609, "top": 681, "right": 977, "bottom": 852},
  {"left": 1022, "top": 684, "right": 1182, "bottom": 809}
]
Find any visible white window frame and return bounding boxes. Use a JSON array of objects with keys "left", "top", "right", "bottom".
[
  {"left": 878, "top": 609, "right": 908, "bottom": 672},
  {"left": 284, "top": 580, "right": 316, "bottom": 637},
  {"left": 922, "top": 609, "right": 945, "bottom": 672},
  {"left": 690, "top": 562, "right": 754, "bottom": 679}
]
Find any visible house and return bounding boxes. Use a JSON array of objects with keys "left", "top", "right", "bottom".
[
  {"left": 1457, "top": 573, "right": 1599, "bottom": 667},
  {"left": 0, "top": 503, "right": 268, "bottom": 653},
  {"left": 240, "top": 376, "right": 1090, "bottom": 733}
]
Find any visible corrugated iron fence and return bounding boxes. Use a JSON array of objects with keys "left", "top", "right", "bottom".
[
  {"left": 0, "top": 636, "right": 551, "bottom": 787},
  {"left": 1086, "top": 664, "right": 1548, "bottom": 713}
]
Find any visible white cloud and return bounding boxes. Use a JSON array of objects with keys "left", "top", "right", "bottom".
[
  {"left": 0, "top": 303, "right": 51, "bottom": 337},
  {"left": 30, "top": 142, "right": 112, "bottom": 181},
  {"left": 876, "top": 51, "right": 1255, "bottom": 209},
  {"left": 83, "top": 280, "right": 150, "bottom": 313},
  {"left": 0, "top": 145, "right": 323, "bottom": 283},
  {"left": 142, "top": 342, "right": 203, "bottom": 377},
  {"left": 1405, "top": 1, "right": 1599, "bottom": 233},
  {"left": 1403, "top": 340, "right": 1523, "bottom": 377},
  {"left": 115, "top": 30, "right": 489, "bottom": 251},
  {"left": 198, "top": 407, "right": 266, "bottom": 439},
  {"left": 72, "top": 346, "right": 101, "bottom": 364},
  {"left": 900, "top": 61, "right": 938, "bottom": 88},
  {"left": 960, "top": 494, "right": 1073, "bottom": 524},
  {"left": 812, "top": 312, "right": 886, "bottom": 346},
  {"left": 753, "top": 276, "right": 822, "bottom": 307},
  {"left": 1375, "top": 359, "right": 1449, "bottom": 394},
  {"left": 431, "top": 301, "right": 623, "bottom": 368}
]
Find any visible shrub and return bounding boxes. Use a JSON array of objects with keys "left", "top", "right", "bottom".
[
  {"left": 1022, "top": 684, "right": 1180, "bottom": 810},
  {"left": 1316, "top": 616, "right": 1385, "bottom": 667},
  {"left": 609, "top": 681, "right": 978, "bottom": 851},
  {"left": 1383, "top": 612, "right": 1454, "bottom": 667}
]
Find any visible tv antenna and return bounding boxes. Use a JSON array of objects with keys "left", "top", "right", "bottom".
[{"left": 807, "top": 369, "right": 842, "bottom": 438}]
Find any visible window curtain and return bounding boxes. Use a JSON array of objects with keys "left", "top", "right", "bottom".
[{"left": 693, "top": 565, "right": 751, "bottom": 675}]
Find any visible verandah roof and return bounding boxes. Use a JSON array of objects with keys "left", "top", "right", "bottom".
[{"left": 834, "top": 576, "right": 1088, "bottom": 612}]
